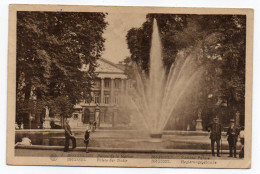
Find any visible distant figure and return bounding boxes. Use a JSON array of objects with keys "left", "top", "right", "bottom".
[
  {"left": 20, "top": 122, "right": 24, "bottom": 129},
  {"left": 227, "top": 119, "right": 240, "bottom": 158},
  {"left": 64, "top": 119, "right": 76, "bottom": 152},
  {"left": 15, "top": 122, "right": 19, "bottom": 130},
  {"left": 17, "top": 117, "right": 23, "bottom": 129},
  {"left": 92, "top": 121, "right": 97, "bottom": 132},
  {"left": 239, "top": 126, "right": 245, "bottom": 158},
  {"left": 15, "top": 135, "right": 32, "bottom": 146},
  {"left": 208, "top": 117, "right": 222, "bottom": 157},
  {"left": 84, "top": 124, "right": 91, "bottom": 153}
]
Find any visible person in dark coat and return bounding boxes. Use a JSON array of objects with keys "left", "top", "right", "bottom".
[
  {"left": 64, "top": 119, "right": 76, "bottom": 152},
  {"left": 208, "top": 117, "right": 222, "bottom": 157},
  {"left": 84, "top": 124, "right": 91, "bottom": 153},
  {"left": 227, "top": 119, "right": 240, "bottom": 158},
  {"left": 92, "top": 121, "right": 97, "bottom": 132}
]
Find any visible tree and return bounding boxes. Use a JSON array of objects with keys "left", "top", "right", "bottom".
[
  {"left": 16, "top": 12, "right": 107, "bottom": 128},
  {"left": 126, "top": 14, "right": 246, "bottom": 128}
]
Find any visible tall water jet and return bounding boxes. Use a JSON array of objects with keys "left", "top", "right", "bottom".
[
  {"left": 148, "top": 19, "right": 165, "bottom": 137},
  {"left": 129, "top": 19, "right": 203, "bottom": 138}
]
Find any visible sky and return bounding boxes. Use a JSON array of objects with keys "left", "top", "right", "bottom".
[{"left": 101, "top": 13, "right": 147, "bottom": 63}]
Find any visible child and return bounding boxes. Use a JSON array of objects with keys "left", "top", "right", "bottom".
[{"left": 84, "top": 124, "right": 91, "bottom": 153}]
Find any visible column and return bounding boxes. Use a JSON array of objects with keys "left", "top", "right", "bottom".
[
  {"left": 79, "top": 109, "right": 83, "bottom": 126},
  {"left": 100, "top": 78, "right": 104, "bottom": 104},
  {"left": 95, "top": 106, "right": 100, "bottom": 128},
  {"left": 110, "top": 78, "right": 114, "bottom": 104},
  {"left": 120, "top": 79, "right": 125, "bottom": 105},
  {"left": 121, "top": 79, "right": 124, "bottom": 92}
]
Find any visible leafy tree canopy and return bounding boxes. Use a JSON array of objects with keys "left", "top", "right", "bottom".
[
  {"left": 126, "top": 14, "right": 246, "bottom": 126},
  {"left": 16, "top": 12, "right": 107, "bottom": 118}
]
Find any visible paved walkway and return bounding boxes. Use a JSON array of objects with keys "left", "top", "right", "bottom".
[{"left": 15, "top": 149, "right": 242, "bottom": 160}]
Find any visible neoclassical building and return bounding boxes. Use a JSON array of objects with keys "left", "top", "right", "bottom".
[{"left": 69, "top": 58, "right": 132, "bottom": 129}]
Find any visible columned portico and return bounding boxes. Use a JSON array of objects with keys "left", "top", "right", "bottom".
[{"left": 71, "top": 58, "right": 129, "bottom": 129}]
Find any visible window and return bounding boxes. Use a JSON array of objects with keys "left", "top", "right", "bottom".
[
  {"left": 104, "top": 79, "right": 110, "bottom": 88},
  {"left": 104, "top": 94, "right": 110, "bottom": 104},
  {"left": 94, "top": 79, "right": 101, "bottom": 89},
  {"left": 94, "top": 93, "right": 100, "bottom": 104}
]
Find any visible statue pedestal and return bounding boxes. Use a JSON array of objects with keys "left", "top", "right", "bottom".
[
  {"left": 43, "top": 117, "right": 51, "bottom": 129},
  {"left": 196, "top": 118, "right": 203, "bottom": 131}
]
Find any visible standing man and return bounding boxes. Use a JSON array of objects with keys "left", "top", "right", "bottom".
[
  {"left": 227, "top": 119, "right": 240, "bottom": 158},
  {"left": 208, "top": 117, "right": 222, "bottom": 157},
  {"left": 64, "top": 119, "right": 76, "bottom": 152}
]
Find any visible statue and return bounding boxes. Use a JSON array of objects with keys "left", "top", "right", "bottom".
[
  {"left": 43, "top": 106, "right": 51, "bottom": 129},
  {"left": 196, "top": 109, "right": 203, "bottom": 131},
  {"left": 45, "top": 106, "right": 49, "bottom": 118},
  {"left": 94, "top": 104, "right": 100, "bottom": 129}
]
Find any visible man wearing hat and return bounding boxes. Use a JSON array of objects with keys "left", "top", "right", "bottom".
[
  {"left": 208, "top": 117, "right": 222, "bottom": 157},
  {"left": 64, "top": 119, "right": 76, "bottom": 152},
  {"left": 227, "top": 119, "right": 240, "bottom": 158}
]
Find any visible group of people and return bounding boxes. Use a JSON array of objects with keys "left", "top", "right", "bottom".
[
  {"left": 63, "top": 117, "right": 245, "bottom": 157},
  {"left": 63, "top": 119, "right": 94, "bottom": 153},
  {"left": 208, "top": 118, "right": 244, "bottom": 158}
]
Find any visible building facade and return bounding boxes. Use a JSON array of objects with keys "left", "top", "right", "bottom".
[{"left": 69, "top": 58, "right": 132, "bottom": 129}]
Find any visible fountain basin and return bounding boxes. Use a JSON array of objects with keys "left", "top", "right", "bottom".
[{"left": 15, "top": 129, "right": 233, "bottom": 150}]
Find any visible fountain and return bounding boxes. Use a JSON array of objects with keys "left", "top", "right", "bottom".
[
  {"left": 15, "top": 19, "right": 206, "bottom": 152},
  {"left": 129, "top": 19, "right": 203, "bottom": 139}
]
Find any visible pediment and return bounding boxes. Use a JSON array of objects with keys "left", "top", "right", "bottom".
[{"left": 95, "top": 58, "right": 124, "bottom": 74}]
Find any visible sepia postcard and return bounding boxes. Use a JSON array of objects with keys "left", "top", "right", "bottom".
[{"left": 7, "top": 4, "right": 253, "bottom": 168}]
